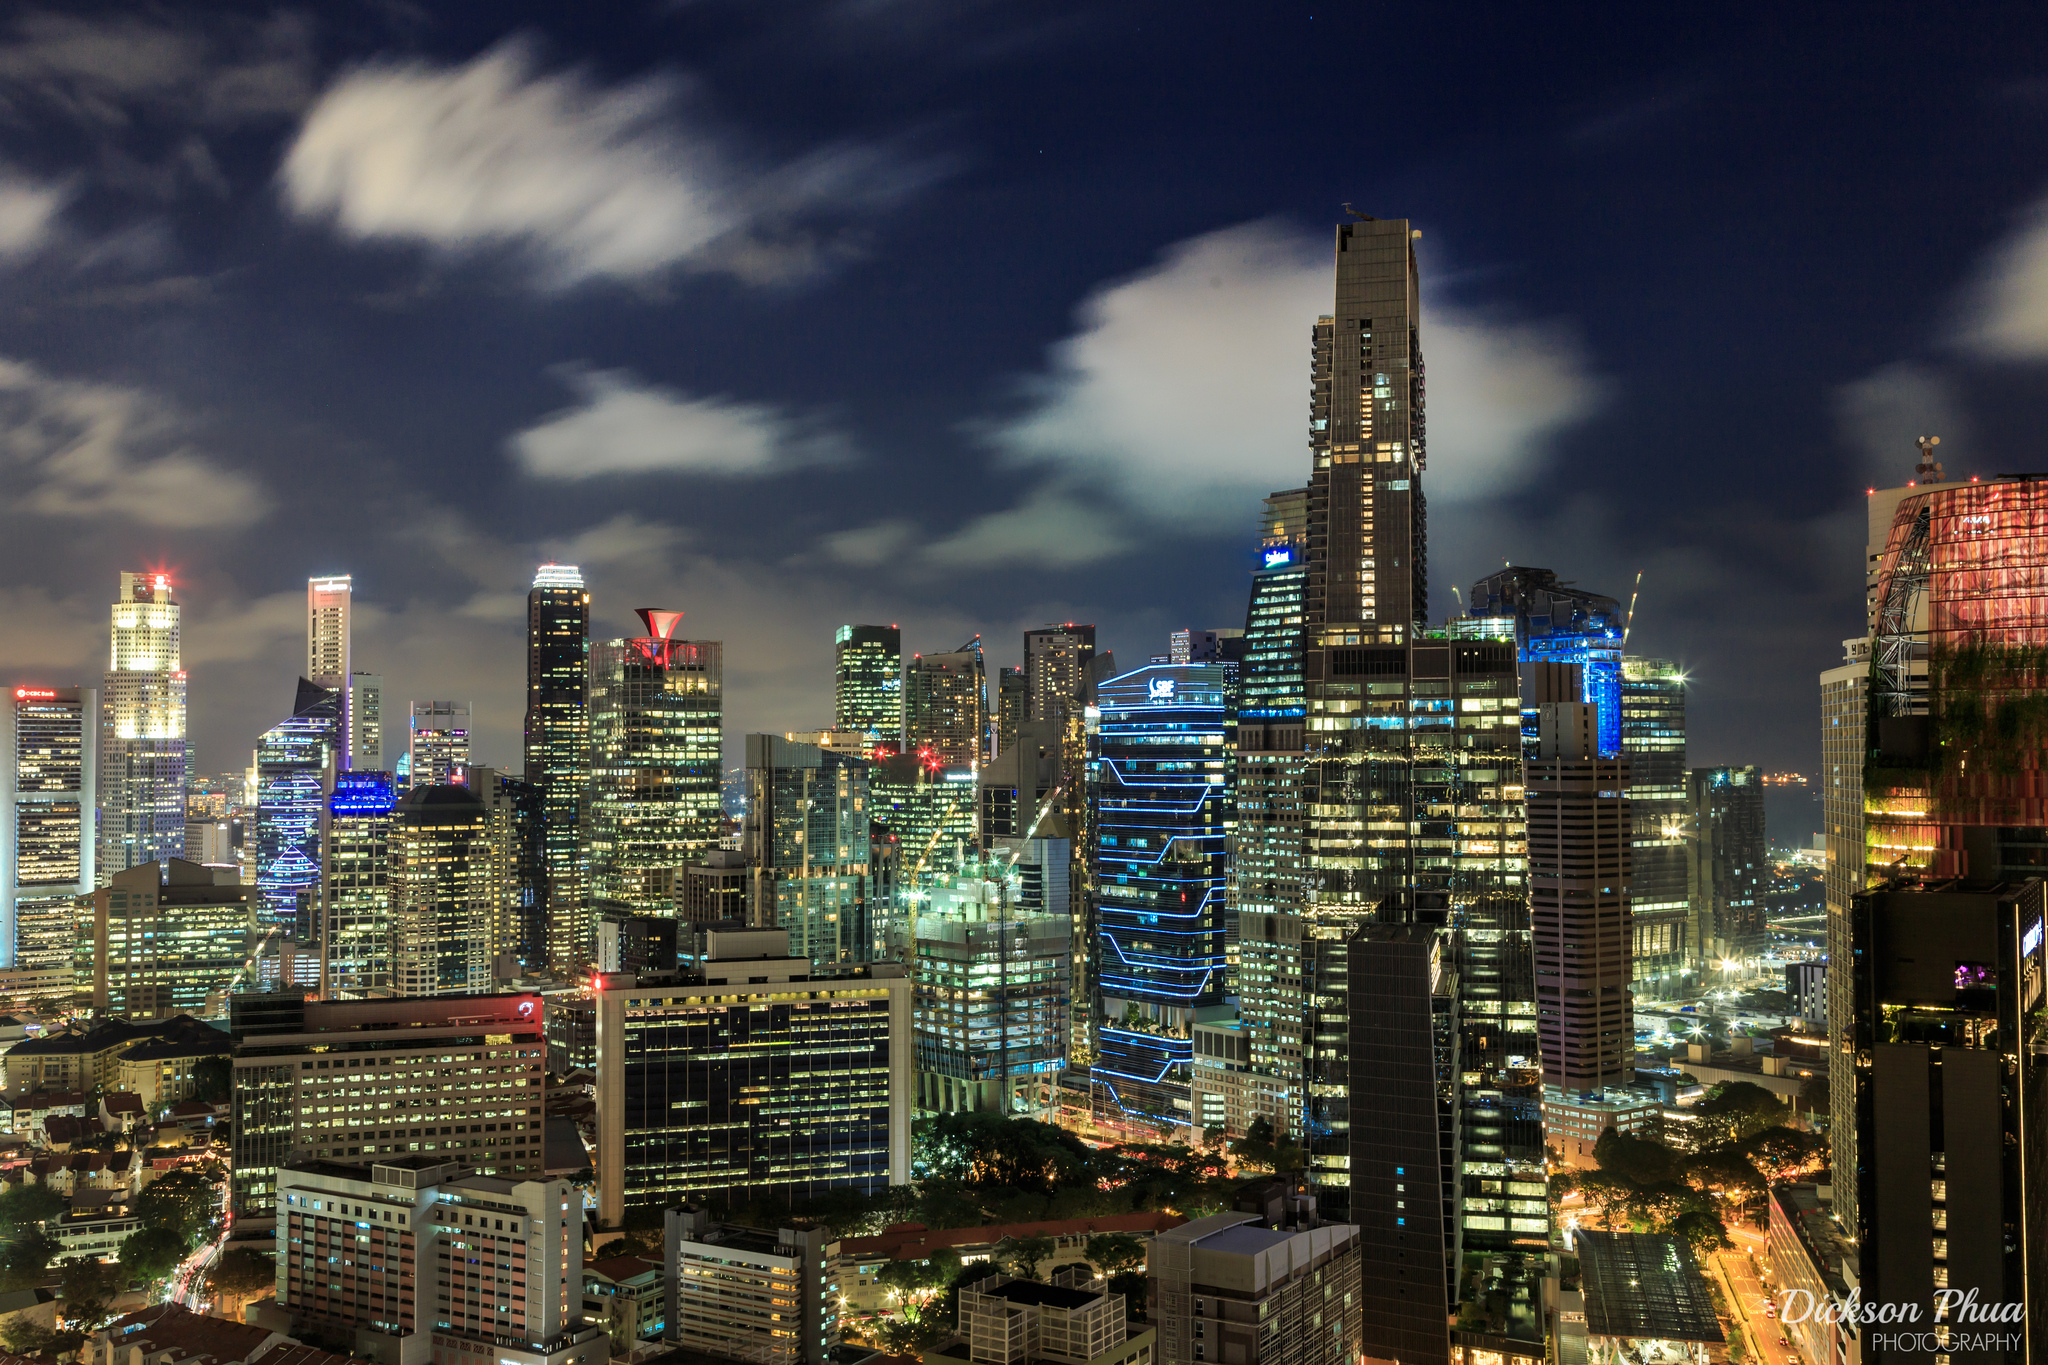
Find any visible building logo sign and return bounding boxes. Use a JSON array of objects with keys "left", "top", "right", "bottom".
[
  {"left": 1148, "top": 678, "right": 1176, "bottom": 703},
  {"left": 1263, "top": 547, "right": 1293, "bottom": 568}
]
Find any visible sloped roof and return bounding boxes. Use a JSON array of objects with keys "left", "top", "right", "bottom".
[
  {"left": 838, "top": 1210, "right": 1185, "bottom": 1262},
  {"left": 102, "top": 1304, "right": 282, "bottom": 1365},
  {"left": 585, "top": 1254, "right": 661, "bottom": 1284}
]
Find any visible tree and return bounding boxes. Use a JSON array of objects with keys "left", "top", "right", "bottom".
[
  {"left": 206, "top": 1247, "right": 276, "bottom": 1304},
  {"left": 120, "top": 1226, "right": 188, "bottom": 1286},
  {"left": 1084, "top": 1232, "right": 1147, "bottom": 1278},
  {"left": 1744, "top": 1126, "right": 1826, "bottom": 1182},
  {"left": 134, "top": 1168, "right": 219, "bottom": 1244},
  {"left": 1692, "top": 1082, "right": 1787, "bottom": 1144},
  {"left": 874, "top": 1248, "right": 962, "bottom": 1323},
  {"left": 913, "top": 1114, "right": 1093, "bottom": 1192},
  {"left": 0, "top": 1183, "right": 64, "bottom": 1235},
  {"left": 0, "top": 1230, "right": 58, "bottom": 1291},
  {"left": 1594, "top": 1131, "right": 1684, "bottom": 1187},
  {"left": 1575, "top": 1171, "right": 1637, "bottom": 1226},
  {"left": 1627, "top": 1179, "right": 1710, "bottom": 1231},
  {"left": 1670, "top": 1208, "right": 1732, "bottom": 1257},
  {"left": 996, "top": 1234, "right": 1056, "bottom": 1281},
  {"left": 193, "top": 1055, "right": 232, "bottom": 1105},
  {"left": 58, "top": 1258, "right": 124, "bottom": 1331},
  {"left": 1108, "top": 1270, "right": 1148, "bottom": 1322},
  {"left": 0, "top": 1318, "right": 58, "bottom": 1356}
]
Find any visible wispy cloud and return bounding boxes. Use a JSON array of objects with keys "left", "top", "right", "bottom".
[
  {"left": 1959, "top": 192, "right": 2048, "bottom": 358},
  {"left": 983, "top": 219, "right": 1605, "bottom": 521},
  {"left": 0, "top": 10, "right": 316, "bottom": 127},
  {"left": 508, "top": 366, "right": 852, "bottom": 478},
  {"left": 1832, "top": 360, "right": 1967, "bottom": 484},
  {"left": 281, "top": 39, "right": 942, "bottom": 287},
  {"left": 0, "top": 358, "right": 270, "bottom": 529},
  {"left": 0, "top": 171, "right": 65, "bottom": 257}
]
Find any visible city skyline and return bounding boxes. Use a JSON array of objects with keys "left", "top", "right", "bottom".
[{"left": 0, "top": 5, "right": 2040, "bottom": 783}]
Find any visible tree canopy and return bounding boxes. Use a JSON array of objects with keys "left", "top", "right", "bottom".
[
  {"left": 58, "top": 1258, "right": 124, "bottom": 1330},
  {"left": 1692, "top": 1082, "right": 1788, "bottom": 1144},
  {"left": 1085, "top": 1232, "right": 1146, "bottom": 1277}
]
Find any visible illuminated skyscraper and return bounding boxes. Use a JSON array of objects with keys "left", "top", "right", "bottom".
[
  {"left": 391, "top": 784, "right": 499, "bottom": 995},
  {"left": 525, "top": 564, "right": 590, "bottom": 967},
  {"left": 994, "top": 667, "right": 1028, "bottom": 756},
  {"left": 1232, "top": 489, "right": 1311, "bottom": 940},
  {"left": 99, "top": 572, "right": 186, "bottom": 880},
  {"left": 587, "top": 610, "right": 723, "bottom": 914},
  {"left": 1022, "top": 624, "right": 1096, "bottom": 726},
  {"left": 255, "top": 679, "right": 343, "bottom": 930},
  {"left": 1092, "top": 660, "right": 1231, "bottom": 1127},
  {"left": 1686, "top": 765, "right": 1765, "bottom": 968},
  {"left": 407, "top": 701, "right": 470, "bottom": 788},
  {"left": 905, "top": 640, "right": 987, "bottom": 766},
  {"left": 319, "top": 770, "right": 395, "bottom": 995},
  {"left": 744, "top": 734, "right": 872, "bottom": 966},
  {"left": 833, "top": 624, "right": 901, "bottom": 743},
  {"left": 1620, "top": 657, "right": 1688, "bottom": 991},
  {"left": 306, "top": 575, "right": 381, "bottom": 770},
  {"left": 1, "top": 685, "right": 96, "bottom": 969},
  {"left": 1467, "top": 565, "right": 1625, "bottom": 758}
]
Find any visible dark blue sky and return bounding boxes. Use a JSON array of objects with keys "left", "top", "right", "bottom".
[{"left": 2, "top": 0, "right": 2046, "bottom": 786}]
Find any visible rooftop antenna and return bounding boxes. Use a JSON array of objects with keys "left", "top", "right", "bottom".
[
  {"left": 1623, "top": 572, "right": 1644, "bottom": 646},
  {"left": 1341, "top": 203, "right": 1374, "bottom": 221},
  {"left": 1914, "top": 434, "right": 1944, "bottom": 484}
]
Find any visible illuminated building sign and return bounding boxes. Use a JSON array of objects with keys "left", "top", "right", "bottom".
[
  {"left": 13, "top": 688, "right": 56, "bottom": 700},
  {"left": 329, "top": 772, "right": 396, "bottom": 816},
  {"left": 1263, "top": 547, "right": 1294, "bottom": 568},
  {"left": 1148, "top": 677, "right": 1177, "bottom": 703}
]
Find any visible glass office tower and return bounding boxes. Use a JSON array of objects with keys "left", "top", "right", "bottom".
[
  {"left": 1621, "top": 657, "right": 1688, "bottom": 991},
  {"left": 1093, "top": 660, "right": 1231, "bottom": 1127},
  {"left": 525, "top": 564, "right": 590, "bottom": 966},
  {"left": 100, "top": 572, "right": 186, "bottom": 880},
  {"left": 255, "top": 679, "right": 342, "bottom": 931},
  {"left": 1, "top": 686, "right": 96, "bottom": 969},
  {"left": 834, "top": 624, "right": 902, "bottom": 744}
]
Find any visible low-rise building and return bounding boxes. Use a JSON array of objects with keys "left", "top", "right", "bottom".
[
  {"left": 1767, "top": 1183, "right": 1860, "bottom": 1365},
  {"left": 275, "top": 1157, "right": 602, "bottom": 1365},
  {"left": 834, "top": 1213, "right": 1185, "bottom": 1314},
  {"left": 54, "top": 1193, "right": 140, "bottom": 1259},
  {"left": 0, "top": 1289, "right": 55, "bottom": 1338},
  {"left": 1542, "top": 1092, "right": 1662, "bottom": 1168},
  {"left": 87, "top": 1304, "right": 356, "bottom": 1365},
  {"left": 925, "top": 1271, "right": 1154, "bottom": 1365},
  {"left": 663, "top": 1207, "right": 835, "bottom": 1365},
  {"left": 1149, "top": 1200, "right": 1361, "bottom": 1365},
  {"left": 580, "top": 1255, "right": 663, "bottom": 1356},
  {"left": 1572, "top": 1231, "right": 1723, "bottom": 1365},
  {"left": 100, "top": 1092, "right": 146, "bottom": 1133},
  {"left": 116, "top": 1033, "right": 232, "bottom": 1109}
]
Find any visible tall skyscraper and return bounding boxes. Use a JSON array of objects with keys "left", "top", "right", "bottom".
[
  {"left": 471, "top": 766, "right": 546, "bottom": 971},
  {"left": 1842, "top": 877, "right": 2046, "bottom": 1348},
  {"left": 587, "top": 610, "right": 722, "bottom": 916},
  {"left": 993, "top": 666, "right": 1028, "bottom": 756},
  {"left": 905, "top": 639, "right": 987, "bottom": 767},
  {"left": 1092, "top": 659, "right": 1231, "bottom": 1128},
  {"left": 255, "top": 678, "right": 342, "bottom": 931},
  {"left": 306, "top": 575, "right": 380, "bottom": 771},
  {"left": 1620, "top": 657, "right": 1688, "bottom": 992},
  {"left": 406, "top": 700, "right": 470, "bottom": 788},
  {"left": 743, "top": 733, "right": 873, "bottom": 966},
  {"left": 525, "top": 563, "right": 590, "bottom": 969},
  {"left": 833, "top": 624, "right": 902, "bottom": 743},
  {"left": 390, "top": 784, "right": 501, "bottom": 995},
  {"left": 1468, "top": 566, "right": 1625, "bottom": 758},
  {"left": 319, "top": 770, "right": 395, "bottom": 996},
  {"left": 1232, "top": 490, "right": 1311, "bottom": 948},
  {"left": 84, "top": 858, "right": 258, "bottom": 1015},
  {"left": 1686, "top": 765, "right": 1765, "bottom": 970},
  {"left": 1, "top": 685, "right": 96, "bottom": 970},
  {"left": 1528, "top": 696, "right": 1635, "bottom": 1154},
  {"left": 1022, "top": 624, "right": 1096, "bottom": 725},
  {"left": 99, "top": 572, "right": 186, "bottom": 880}
]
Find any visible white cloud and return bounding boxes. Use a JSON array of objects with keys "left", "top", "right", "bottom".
[
  {"left": 1962, "top": 194, "right": 2048, "bottom": 357},
  {"left": 0, "top": 173, "right": 64, "bottom": 256},
  {"left": 281, "top": 41, "right": 935, "bottom": 286},
  {"left": 0, "top": 11, "right": 315, "bottom": 126},
  {"left": 1832, "top": 361, "right": 1966, "bottom": 485},
  {"left": 821, "top": 519, "right": 917, "bottom": 568},
  {"left": 509, "top": 367, "right": 850, "bottom": 478},
  {"left": 540, "top": 512, "right": 689, "bottom": 568},
  {"left": 923, "top": 488, "right": 1128, "bottom": 568},
  {"left": 984, "top": 219, "right": 1605, "bottom": 521},
  {"left": 0, "top": 358, "right": 270, "bottom": 528}
]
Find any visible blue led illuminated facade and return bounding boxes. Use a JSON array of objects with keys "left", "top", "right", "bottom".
[
  {"left": 1468, "top": 565, "right": 1624, "bottom": 757},
  {"left": 1093, "top": 660, "right": 1231, "bottom": 1126},
  {"left": 1241, "top": 488, "right": 1309, "bottom": 721},
  {"left": 256, "top": 678, "right": 341, "bottom": 930},
  {"left": 320, "top": 769, "right": 395, "bottom": 992}
]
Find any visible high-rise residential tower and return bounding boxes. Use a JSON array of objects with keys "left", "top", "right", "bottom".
[
  {"left": 255, "top": 678, "right": 342, "bottom": 931},
  {"left": 99, "top": 572, "right": 186, "bottom": 880},
  {"left": 525, "top": 563, "right": 590, "bottom": 968},
  {"left": 1620, "top": 657, "right": 1688, "bottom": 992},
  {"left": 905, "top": 640, "right": 987, "bottom": 766},
  {"left": 407, "top": 700, "right": 470, "bottom": 788},
  {"left": 1022, "top": 624, "right": 1096, "bottom": 726},
  {"left": 833, "top": 624, "right": 902, "bottom": 744},
  {"left": 1, "top": 685, "right": 96, "bottom": 969},
  {"left": 587, "top": 610, "right": 723, "bottom": 917}
]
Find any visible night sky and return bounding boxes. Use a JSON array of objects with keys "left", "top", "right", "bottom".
[{"left": 2, "top": 0, "right": 2045, "bottom": 783}]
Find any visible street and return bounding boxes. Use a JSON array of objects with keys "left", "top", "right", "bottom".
[
  {"left": 1716, "top": 1226, "right": 1800, "bottom": 1365},
  {"left": 168, "top": 1181, "right": 233, "bottom": 1313}
]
